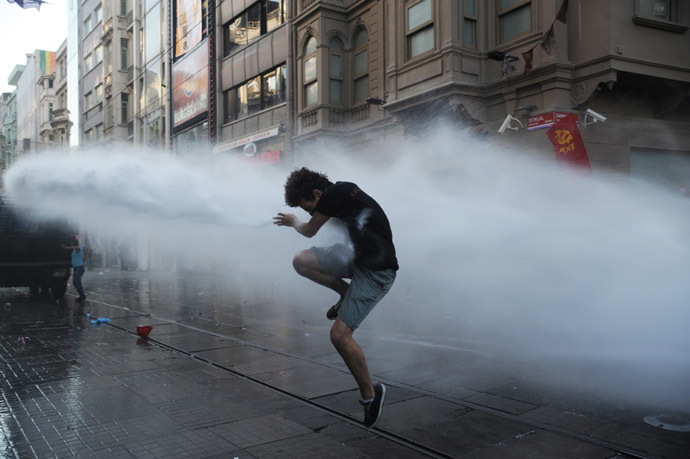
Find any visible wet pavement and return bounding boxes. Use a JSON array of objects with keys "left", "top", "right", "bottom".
[{"left": 1, "top": 269, "right": 689, "bottom": 458}]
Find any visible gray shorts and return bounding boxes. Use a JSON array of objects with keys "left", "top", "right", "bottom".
[{"left": 312, "top": 244, "right": 396, "bottom": 330}]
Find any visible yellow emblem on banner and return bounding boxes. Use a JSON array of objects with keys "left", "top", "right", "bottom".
[{"left": 554, "top": 129, "right": 573, "bottom": 145}]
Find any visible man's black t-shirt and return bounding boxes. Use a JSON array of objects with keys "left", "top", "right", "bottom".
[{"left": 314, "top": 181, "right": 399, "bottom": 271}]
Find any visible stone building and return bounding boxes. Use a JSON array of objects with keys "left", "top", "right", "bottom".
[
  {"left": 284, "top": 0, "right": 690, "bottom": 186},
  {"left": 15, "top": 51, "right": 57, "bottom": 155}
]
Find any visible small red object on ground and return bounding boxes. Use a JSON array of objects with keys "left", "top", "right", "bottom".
[{"left": 136, "top": 325, "right": 153, "bottom": 337}]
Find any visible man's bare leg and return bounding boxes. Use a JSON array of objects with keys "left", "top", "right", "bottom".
[
  {"left": 293, "top": 249, "right": 349, "bottom": 301},
  {"left": 330, "top": 318, "right": 374, "bottom": 400}
]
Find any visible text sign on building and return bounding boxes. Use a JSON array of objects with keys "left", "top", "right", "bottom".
[
  {"left": 172, "top": 40, "right": 208, "bottom": 129},
  {"left": 212, "top": 126, "right": 281, "bottom": 153},
  {"left": 527, "top": 112, "right": 577, "bottom": 131}
]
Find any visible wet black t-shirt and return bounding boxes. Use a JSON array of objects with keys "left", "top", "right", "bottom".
[{"left": 314, "top": 182, "right": 399, "bottom": 271}]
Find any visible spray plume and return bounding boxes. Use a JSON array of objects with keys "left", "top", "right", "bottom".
[{"left": 4, "top": 129, "right": 690, "bottom": 411}]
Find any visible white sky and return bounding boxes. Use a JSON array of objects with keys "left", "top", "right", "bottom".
[{"left": 0, "top": 0, "right": 68, "bottom": 94}]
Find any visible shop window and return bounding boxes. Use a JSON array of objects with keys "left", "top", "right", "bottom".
[
  {"left": 304, "top": 37, "right": 318, "bottom": 107},
  {"left": 224, "top": 0, "right": 286, "bottom": 57},
  {"left": 407, "top": 0, "right": 434, "bottom": 58},
  {"left": 224, "top": 64, "right": 286, "bottom": 123},
  {"left": 352, "top": 29, "right": 369, "bottom": 102},
  {"left": 498, "top": 0, "right": 531, "bottom": 42}
]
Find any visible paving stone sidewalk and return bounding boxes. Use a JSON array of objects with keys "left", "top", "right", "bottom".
[{"left": 2, "top": 270, "right": 689, "bottom": 458}]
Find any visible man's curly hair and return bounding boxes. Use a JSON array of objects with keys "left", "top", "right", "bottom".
[{"left": 284, "top": 167, "right": 333, "bottom": 207}]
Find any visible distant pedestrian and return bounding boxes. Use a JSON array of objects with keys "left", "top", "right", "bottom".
[
  {"left": 62, "top": 233, "right": 86, "bottom": 302},
  {"left": 274, "top": 168, "right": 398, "bottom": 428}
]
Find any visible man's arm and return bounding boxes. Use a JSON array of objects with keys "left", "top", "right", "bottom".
[{"left": 274, "top": 211, "right": 330, "bottom": 238}]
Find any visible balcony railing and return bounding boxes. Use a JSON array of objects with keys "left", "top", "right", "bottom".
[
  {"left": 302, "top": 110, "right": 318, "bottom": 128},
  {"left": 351, "top": 105, "right": 370, "bottom": 123}
]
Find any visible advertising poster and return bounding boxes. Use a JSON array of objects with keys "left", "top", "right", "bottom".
[
  {"left": 175, "top": 0, "right": 203, "bottom": 58},
  {"left": 172, "top": 40, "right": 208, "bottom": 129}
]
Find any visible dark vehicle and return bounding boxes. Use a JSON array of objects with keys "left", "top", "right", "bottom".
[{"left": 0, "top": 199, "right": 74, "bottom": 299}]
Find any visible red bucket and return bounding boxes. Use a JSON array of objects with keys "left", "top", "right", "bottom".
[{"left": 136, "top": 325, "right": 153, "bottom": 337}]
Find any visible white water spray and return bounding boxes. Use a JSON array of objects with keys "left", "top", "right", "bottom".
[{"left": 4, "top": 132, "right": 690, "bottom": 411}]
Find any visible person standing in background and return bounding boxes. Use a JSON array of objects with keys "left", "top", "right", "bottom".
[{"left": 62, "top": 233, "right": 86, "bottom": 302}]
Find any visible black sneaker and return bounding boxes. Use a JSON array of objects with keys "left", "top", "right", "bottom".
[
  {"left": 360, "top": 383, "right": 386, "bottom": 428},
  {"left": 75, "top": 296, "right": 86, "bottom": 303},
  {"left": 326, "top": 302, "right": 341, "bottom": 320}
]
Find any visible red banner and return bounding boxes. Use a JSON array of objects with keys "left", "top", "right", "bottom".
[{"left": 546, "top": 114, "right": 591, "bottom": 170}]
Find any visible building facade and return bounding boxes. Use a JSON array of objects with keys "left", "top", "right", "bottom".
[
  {"left": 198, "top": 1, "right": 689, "bottom": 183},
  {"left": 68, "top": 0, "right": 170, "bottom": 150},
  {"left": 15, "top": 51, "right": 57, "bottom": 155},
  {"left": 52, "top": 39, "right": 72, "bottom": 150},
  {"left": 281, "top": 0, "right": 690, "bottom": 183}
]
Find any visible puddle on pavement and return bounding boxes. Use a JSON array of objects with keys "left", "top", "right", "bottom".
[{"left": 643, "top": 414, "right": 690, "bottom": 432}]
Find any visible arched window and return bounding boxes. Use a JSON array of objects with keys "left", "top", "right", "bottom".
[
  {"left": 329, "top": 37, "right": 343, "bottom": 104},
  {"left": 352, "top": 28, "right": 369, "bottom": 103},
  {"left": 304, "top": 36, "right": 318, "bottom": 107}
]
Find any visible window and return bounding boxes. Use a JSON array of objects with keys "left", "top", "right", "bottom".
[
  {"left": 48, "top": 103, "right": 53, "bottom": 120},
  {"left": 634, "top": 0, "right": 688, "bottom": 32},
  {"left": 95, "top": 45, "right": 103, "bottom": 64},
  {"left": 48, "top": 79, "right": 54, "bottom": 89},
  {"left": 120, "top": 0, "right": 128, "bottom": 16},
  {"left": 329, "top": 38, "right": 343, "bottom": 104},
  {"left": 120, "top": 38, "right": 129, "bottom": 70},
  {"left": 640, "top": 0, "right": 671, "bottom": 19},
  {"left": 121, "top": 93, "right": 129, "bottom": 124},
  {"left": 498, "top": 0, "right": 531, "bottom": 42},
  {"left": 105, "top": 40, "right": 113, "bottom": 73},
  {"left": 352, "top": 29, "right": 369, "bottom": 102},
  {"left": 94, "top": 5, "right": 102, "bottom": 24},
  {"left": 85, "top": 91, "right": 93, "bottom": 110},
  {"left": 145, "top": 5, "right": 161, "bottom": 63},
  {"left": 225, "top": 64, "right": 286, "bottom": 123},
  {"left": 84, "top": 53, "right": 93, "bottom": 72},
  {"left": 95, "top": 84, "right": 103, "bottom": 105},
  {"left": 407, "top": 0, "right": 434, "bottom": 58},
  {"left": 464, "top": 0, "right": 477, "bottom": 46},
  {"left": 303, "top": 37, "right": 318, "bottom": 107},
  {"left": 266, "top": 0, "right": 286, "bottom": 33},
  {"left": 223, "top": 0, "right": 285, "bottom": 57},
  {"left": 84, "top": 15, "right": 92, "bottom": 33}
]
